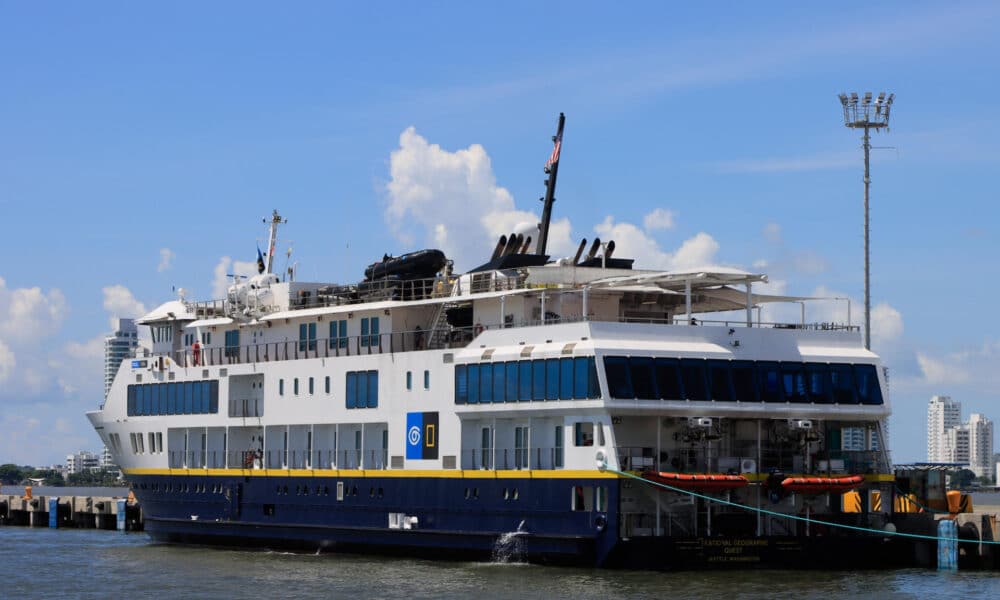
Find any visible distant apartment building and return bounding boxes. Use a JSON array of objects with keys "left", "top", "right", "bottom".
[
  {"left": 968, "top": 413, "right": 994, "bottom": 478},
  {"left": 100, "top": 445, "right": 115, "bottom": 469},
  {"left": 66, "top": 451, "right": 100, "bottom": 475},
  {"left": 927, "top": 396, "right": 962, "bottom": 462},
  {"left": 944, "top": 426, "right": 970, "bottom": 464},
  {"left": 105, "top": 318, "right": 138, "bottom": 397}
]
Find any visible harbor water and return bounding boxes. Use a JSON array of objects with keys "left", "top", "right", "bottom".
[{"left": 1, "top": 526, "right": 999, "bottom": 599}]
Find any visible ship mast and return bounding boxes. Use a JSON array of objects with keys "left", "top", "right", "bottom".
[
  {"left": 264, "top": 209, "right": 286, "bottom": 274},
  {"left": 537, "top": 112, "right": 565, "bottom": 256}
]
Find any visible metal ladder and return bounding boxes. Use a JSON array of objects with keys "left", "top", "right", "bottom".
[{"left": 426, "top": 301, "right": 454, "bottom": 350}]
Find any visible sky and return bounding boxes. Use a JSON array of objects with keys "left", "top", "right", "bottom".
[{"left": 1, "top": 1, "right": 999, "bottom": 466}]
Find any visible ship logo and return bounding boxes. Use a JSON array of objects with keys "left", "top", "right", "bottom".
[{"left": 406, "top": 412, "right": 439, "bottom": 460}]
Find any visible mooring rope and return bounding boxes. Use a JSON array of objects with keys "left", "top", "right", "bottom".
[{"left": 601, "top": 463, "right": 999, "bottom": 545}]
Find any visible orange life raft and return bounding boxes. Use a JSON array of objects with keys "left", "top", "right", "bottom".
[
  {"left": 780, "top": 474, "right": 864, "bottom": 494},
  {"left": 642, "top": 471, "right": 749, "bottom": 492}
]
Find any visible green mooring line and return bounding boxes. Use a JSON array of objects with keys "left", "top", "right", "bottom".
[{"left": 605, "top": 465, "right": 998, "bottom": 545}]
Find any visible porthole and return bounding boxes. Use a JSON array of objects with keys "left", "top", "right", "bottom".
[
  {"left": 464, "top": 488, "right": 470, "bottom": 499},
  {"left": 503, "top": 488, "right": 509, "bottom": 500},
  {"left": 513, "top": 488, "right": 519, "bottom": 500},
  {"left": 377, "top": 487, "right": 384, "bottom": 499}
]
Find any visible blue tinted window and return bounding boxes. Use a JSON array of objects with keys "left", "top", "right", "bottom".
[
  {"left": 680, "top": 359, "right": 708, "bottom": 401},
  {"left": 654, "top": 358, "right": 683, "bottom": 399},
  {"left": 480, "top": 362, "right": 493, "bottom": 403},
  {"left": 209, "top": 380, "right": 219, "bottom": 413},
  {"left": 182, "top": 382, "right": 192, "bottom": 413},
  {"left": 455, "top": 365, "right": 468, "bottom": 404},
  {"left": 573, "top": 357, "right": 589, "bottom": 399},
  {"left": 708, "top": 361, "right": 733, "bottom": 402},
  {"left": 166, "top": 384, "right": 175, "bottom": 414},
  {"left": 339, "top": 320, "right": 348, "bottom": 348},
  {"left": 360, "top": 319, "right": 370, "bottom": 347},
  {"left": 518, "top": 361, "right": 532, "bottom": 401},
  {"left": 370, "top": 318, "right": 380, "bottom": 347},
  {"left": 151, "top": 385, "right": 160, "bottom": 415},
  {"left": 505, "top": 362, "right": 518, "bottom": 402},
  {"left": 759, "top": 362, "right": 782, "bottom": 403},
  {"left": 830, "top": 365, "right": 855, "bottom": 404},
  {"left": 127, "top": 386, "right": 136, "bottom": 416},
  {"left": 299, "top": 323, "right": 308, "bottom": 352},
  {"left": 629, "top": 357, "right": 657, "bottom": 400},
  {"left": 604, "top": 356, "right": 633, "bottom": 399},
  {"left": 532, "top": 360, "right": 546, "bottom": 400},
  {"left": 587, "top": 357, "right": 600, "bottom": 398},
  {"left": 468, "top": 365, "right": 480, "bottom": 404},
  {"left": 545, "top": 359, "right": 560, "bottom": 400},
  {"left": 346, "top": 372, "right": 357, "bottom": 408},
  {"left": 367, "top": 371, "right": 379, "bottom": 408},
  {"left": 192, "top": 382, "right": 203, "bottom": 414},
  {"left": 854, "top": 365, "right": 883, "bottom": 405},
  {"left": 493, "top": 363, "right": 506, "bottom": 403},
  {"left": 560, "top": 358, "right": 574, "bottom": 399},
  {"left": 781, "top": 363, "right": 807, "bottom": 403},
  {"left": 357, "top": 372, "right": 369, "bottom": 408},
  {"left": 731, "top": 361, "right": 757, "bottom": 402},
  {"left": 805, "top": 364, "right": 832, "bottom": 404}
]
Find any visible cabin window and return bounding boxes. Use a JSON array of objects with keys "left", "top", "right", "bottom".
[
  {"left": 604, "top": 356, "right": 632, "bottom": 399},
  {"left": 707, "top": 360, "right": 733, "bottom": 401},
  {"left": 424, "top": 369, "right": 430, "bottom": 391},
  {"left": 492, "top": 363, "right": 505, "bottom": 403},
  {"left": 629, "top": 357, "right": 656, "bottom": 400},
  {"left": 574, "top": 422, "right": 594, "bottom": 447},
  {"left": 595, "top": 486, "right": 608, "bottom": 512},
  {"left": 294, "top": 378, "right": 299, "bottom": 395},
  {"left": 148, "top": 432, "right": 155, "bottom": 454},
  {"left": 406, "top": 371, "right": 412, "bottom": 390},
  {"left": 329, "top": 319, "right": 347, "bottom": 349},
  {"left": 345, "top": 370, "right": 379, "bottom": 408},
  {"left": 731, "top": 361, "right": 757, "bottom": 402},
  {"left": 559, "top": 358, "right": 575, "bottom": 399},
  {"left": 360, "top": 317, "right": 380, "bottom": 347},
  {"left": 571, "top": 485, "right": 593, "bottom": 511},
  {"left": 454, "top": 365, "right": 468, "bottom": 404},
  {"left": 545, "top": 359, "right": 560, "bottom": 400},
  {"left": 831, "top": 365, "right": 856, "bottom": 403},
  {"left": 467, "top": 365, "right": 480, "bottom": 404},
  {"left": 224, "top": 330, "right": 240, "bottom": 358},
  {"left": 532, "top": 360, "right": 546, "bottom": 400},
  {"left": 325, "top": 376, "right": 331, "bottom": 394},
  {"left": 480, "top": 363, "right": 493, "bottom": 403},
  {"left": 308, "top": 377, "right": 314, "bottom": 395},
  {"left": 681, "top": 360, "right": 708, "bottom": 401},
  {"left": 504, "top": 363, "right": 517, "bottom": 402},
  {"left": 518, "top": 361, "right": 533, "bottom": 401},
  {"left": 200, "top": 332, "right": 211, "bottom": 345},
  {"left": 299, "top": 323, "right": 317, "bottom": 352},
  {"left": 806, "top": 364, "right": 832, "bottom": 404},
  {"left": 781, "top": 363, "right": 807, "bottom": 403},
  {"left": 514, "top": 426, "right": 529, "bottom": 469},
  {"left": 480, "top": 427, "right": 493, "bottom": 469},
  {"left": 855, "top": 365, "right": 883, "bottom": 405},
  {"left": 596, "top": 422, "right": 605, "bottom": 446},
  {"left": 279, "top": 379, "right": 284, "bottom": 396}
]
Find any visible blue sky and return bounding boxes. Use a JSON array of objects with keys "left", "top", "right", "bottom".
[{"left": 1, "top": 1, "right": 998, "bottom": 466}]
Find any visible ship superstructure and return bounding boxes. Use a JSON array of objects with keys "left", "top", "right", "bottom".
[{"left": 88, "top": 116, "right": 894, "bottom": 568}]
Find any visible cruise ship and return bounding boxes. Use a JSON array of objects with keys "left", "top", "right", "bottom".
[{"left": 88, "top": 115, "right": 898, "bottom": 568}]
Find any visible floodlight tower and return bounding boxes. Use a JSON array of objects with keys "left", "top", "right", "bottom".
[{"left": 838, "top": 91, "right": 894, "bottom": 351}]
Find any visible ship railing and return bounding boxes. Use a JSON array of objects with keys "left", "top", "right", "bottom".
[
  {"left": 288, "top": 277, "right": 456, "bottom": 310},
  {"left": 461, "top": 447, "right": 562, "bottom": 470}
]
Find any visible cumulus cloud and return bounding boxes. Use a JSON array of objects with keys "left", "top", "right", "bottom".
[
  {"left": 916, "top": 353, "right": 971, "bottom": 385},
  {"left": 102, "top": 285, "right": 147, "bottom": 330},
  {"left": 212, "top": 256, "right": 258, "bottom": 298},
  {"left": 0, "top": 340, "right": 15, "bottom": 383},
  {"left": 158, "top": 247, "right": 176, "bottom": 272},
  {"left": 871, "top": 302, "right": 904, "bottom": 343},
  {"left": 643, "top": 208, "right": 675, "bottom": 232},
  {"left": 384, "top": 127, "right": 577, "bottom": 269},
  {"left": 594, "top": 216, "right": 720, "bottom": 270},
  {"left": 0, "top": 276, "right": 68, "bottom": 344}
]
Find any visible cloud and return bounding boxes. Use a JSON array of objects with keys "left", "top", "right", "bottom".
[
  {"left": 710, "top": 152, "right": 856, "bottom": 174},
  {"left": 594, "top": 216, "right": 720, "bottom": 271},
  {"left": 871, "top": 303, "right": 904, "bottom": 343},
  {"left": 384, "top": 127, "right": 580, "bottom": 269},
  {"left": 643, "top": 208, "right": 675, "bottom": 232},
  {"left": 158, "top": 247, "right": 175, "bottom": 272},
  {"left": 0, "top": 276, "right": 68, "bottom": 344},
  {"left": 916, "top": 353, "right": 971, "bottom": 385},
  {"left": 212, "top": 256, "right": 258, "bottom": 298},
  {"left": 102, "top": 285, "right": 146, "bottom": 330},
  {"left": 0, "top": 340, "right": 15, "bottom": 383}
]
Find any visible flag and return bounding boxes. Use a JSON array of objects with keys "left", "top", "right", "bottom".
[
  {"left": 256, "top": 246, "right": 265, "bottom": 274},
  {"left": 544, "top": 132, "right": 562, "bottom": 173}
]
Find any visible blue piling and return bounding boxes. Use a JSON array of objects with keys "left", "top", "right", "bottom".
[
  {"left": 48, "top": 497, "right": 58, "bottom": 528},
  {"left": 938, "top": 519, "right": 958, "bottom": 571},
  {"left": 116, "top": 499, "right": 127, "bottom": 532}
]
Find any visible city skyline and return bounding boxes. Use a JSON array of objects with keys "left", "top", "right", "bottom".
[{"left": 2, "top": 2, "right": 1000, "bottom": 464}]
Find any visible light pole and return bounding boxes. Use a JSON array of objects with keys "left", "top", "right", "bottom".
[{"left": 839, "top": 92, "right": 894, "bottom": 350}]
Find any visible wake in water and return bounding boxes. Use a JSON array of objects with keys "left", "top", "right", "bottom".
[{"left": 491, "top": 520, "right": 528, "bottom": 564}]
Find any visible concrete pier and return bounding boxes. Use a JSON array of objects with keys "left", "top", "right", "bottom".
[{"left": 0, "top": 492, "right": 142, "bottom": 531}]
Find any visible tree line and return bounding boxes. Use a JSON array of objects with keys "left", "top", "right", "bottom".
[{"left": 0, "top": 464, "right": 125, "bottom": 487}]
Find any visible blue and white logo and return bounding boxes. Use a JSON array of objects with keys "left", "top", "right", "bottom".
[{"left": 407, "top": 425, "right": 421, "bottom": 447}]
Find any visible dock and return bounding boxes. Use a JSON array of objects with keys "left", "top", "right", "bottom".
[{"left": 0, "top": 489, "right": 142, "bottom": 531}]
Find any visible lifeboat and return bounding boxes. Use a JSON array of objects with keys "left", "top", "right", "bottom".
[
  {"left": 642, "top": 471, "right": 749, "bottom": 492},
  {"left": 364, "top": 249, "right": 447, "bottom": 281},
  {"left": 781, "top": 474, "right": 864, "bottom": 494}
]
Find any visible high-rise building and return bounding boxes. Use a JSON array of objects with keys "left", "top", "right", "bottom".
[
  {"left": 66, "top": 451, "right": 100, "bottom": 474},
  {"left": 105, "top": 318, "right": 138, "bottom": 397},
  {"left": 927, "top": 395, "right": 961, "bottom": 462},
  {"left": 968, "top": 413, "right": 994, "bottom": 479},
  {"left": 944, "top": 426, "right": 970, "bottom": 464}
]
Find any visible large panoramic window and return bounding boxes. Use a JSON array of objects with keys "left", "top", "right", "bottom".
[
  {"left": 127, "top": 381, "right": 219, "bottom": 416},
  {"left": 454, "top": 357, "right": 601, "bottom": 404},
  {"left": 346, "top": 370, "right": 379, "bottom": 409}
]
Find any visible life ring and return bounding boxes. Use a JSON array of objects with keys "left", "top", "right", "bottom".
[
  {"left": 595, "top": 449, "right": 607, "bottom": 471},
  {"left": 474, "top": 323, "right": 484, "bottom": 336}
]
